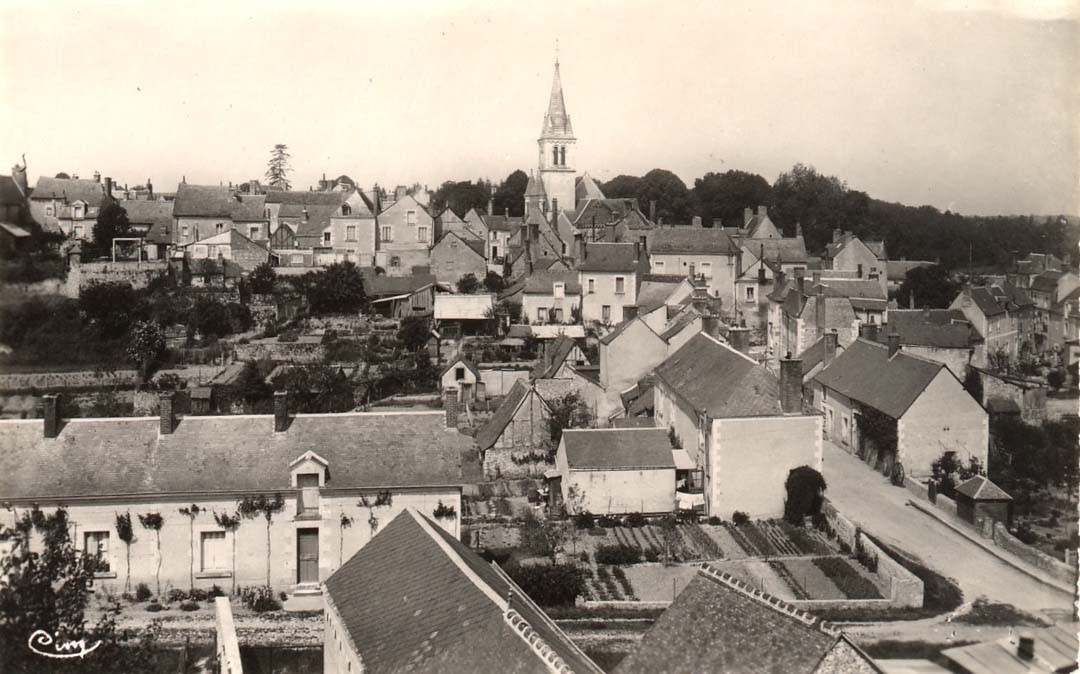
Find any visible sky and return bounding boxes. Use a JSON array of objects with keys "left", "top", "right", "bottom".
[{"left": 1, "top": 0, "right": 1077, "bottom": 216}]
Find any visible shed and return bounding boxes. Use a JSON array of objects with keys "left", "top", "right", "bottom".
[
  {"left": 555, "top": 428, "right": 676, "bottom": 515},
  {"left": 954, "top": 475, "right": 1012, "bottom": 528},
  {"left": 439, "top": 356, "right": 483, "bottom": 403}
]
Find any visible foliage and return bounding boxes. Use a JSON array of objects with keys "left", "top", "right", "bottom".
[
  {"left": 239, "top": 585, "right": 281, "bottom": 613},
  {"left": 114, "top": 512, "right": 135, "bottom": 593},
  {"left": 732, "top": 511, "right": 750, "bottom": 526},
  {"left": 603, "top": 169, "right": 690, "bottom": 224},
  {"left": 963, "top": 368, "right": 984, "bottom": 402},
  {"left": 0, "top": 507, "right": 164, "bottom": 673},
  {"left": 990, "top": 417, "right": 1079, "bottom": 503},
  {"left": 125, "top": 320, "right": 166, "bottom": 381},
  {"left": 483, "top": 270, "right": 506, "bottom": 293},
  {"left": 931, "top": 451, "right": 983, "bottom": 498},
  {"left": 492, "top": 170, "right": 528, "bottom": 218},
  {"left": 657, "top": 514, "right": 680, "bottom": 564},
  {"left": 137, "top": 512, "right": 165, "bottom": 597},
  {"left": 520, "top": 509, "right": 565, "bottom": 563},
  {"left": 1047, "top": 369, "right": 1066, "bottom": 391},
  {"left": 397, "top": 315, "right": 430, "bottom": 352},
  {"left": 430, "top": 178, "right": 493, "bottom": 217},
  {"left": 957, "top": 597, "right": 1049, "bottom": 627},
  {"left": 80, "top": 281, "right": 142, "bottom": 340},
  {"left": 595, "top": 543, "right": 642, "bottom": 565},
  {"left": 178, "top": 505, "right": 203, "bottom": 591},
  {"left": 91, "top": 201, "right": 134, "bottom": 254},
  {"left": 546, "top": 390, "right": 594, "bottom": 449},
  {"left": 690, "top": 170, "right": 773, "bottom": 229},
  {"left": 625, "top": 512, "right": 647, "bottom": 528},
  {"left": 191, "top": 298, "right": 251, "bottom": 338},
  {"left": 573, "top": 512, "right": 595, "bottom": 530},
  {"left": 270, "top": 364, "right": 355, "bottom": 413},
  {"left": 504, "top": 563, "right": 583, "bottom": 607},
  {"left": 433, "top": 501, "right": 457, "bottom": 519},
  {"left": 233, "top": 360, "right": 272, "bottom": 411},
  {"left": 265, "top": 143, "right": 292, "bottom": 190},
  {"left": 896, "top": 265, "right": 961, "bottom": 310},
  {"left": 783, "top": 466, "right": 827, "bottom": 524},
  {"left": 237, "top": 494, "right": 286, "bottom": 587},
  {"left": 134, "top": 583, "right": 153, "bottom": 602},
  {"left": 306, "top": 261, "right": 367, "bottom": 314},
  {"left": 0, "top": 253, "right": 66, "bottom": 283},
  {"left": 249, "top": 262, "right": 277, "bottom": 295},
  {"left": 179, "top": 601, "right": 200, "bottom": 612},
  {"left": 456, "top": 272, "right": 480, "bottom": 294}
]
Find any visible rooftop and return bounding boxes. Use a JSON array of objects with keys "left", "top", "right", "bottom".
[
  {"left": 650, "top": 226, "right": 739, "bottom": 255},
  {"left": 561, "top": 428, "right": 674, "bottom": 470},
  {"left": 31, "top": 176, "right": 110, "bottom": 207},
  {"left": 524, "top": 270, "right": 581, "bottom": 295},
  {"left": 578, "top": 242, "right": 647, "bottom": 273}
]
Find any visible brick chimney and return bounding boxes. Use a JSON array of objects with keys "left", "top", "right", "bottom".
[
  {"left": 887, "top": 331, "right": 901, "bottom": 358},
  {"left": 42, "top": 394, "right": 60, "bottom": 439},
  {"left": 147, "top": 178, "right": 154, "bottom": 199},
  {"left": 824, "top": 331, "right": 838, "bottom": 366},
  {"left": 815, "top": 285, "right": 826, "bottom": 330},
  {"left": 1017, "top": 636, "right": 1035, "bottom": 661},
  {"left": 859, "top": 322, "right": 879, "bottom": 343},
  {"left": 779, "top": 355, "right": 803, "bottom": 414},
  {"left": 104, "top": 177, "right": 113, "bottom": 199},
  {"left": 274, "top": 390, "right": 289, "bottom": 432},
  {"left": 93, "top": 171, "right": 101, "bottom": 183},
  {"left": 443, "top": 388, "right": 460, "bottom": 428},
  {"left": 728, "top": 326, "right": 750, "bottom": 354},
  {"left": 487, "top": 186, "right": 494, "bottom": 216},
  {"left": 159, "top": 392, "right": 175, "bottom": 435}
]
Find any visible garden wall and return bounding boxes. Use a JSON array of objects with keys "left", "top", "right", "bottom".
[
  {"left": 68, "top": 260, "right": 169, "bottom": 294},
  {"left": 482, "top": 447, "right": 553, "bottom": 480},
  {"left": 992, "top": 522, "right": 1077, "bottom": 586},
  {"left": 478, "top": 366, "right": 531, "bottom": 398},
  {"left": 791, "top": 598, "right": 895, "bottom": 611},
  {"left": 233, "top": 340, "right": 325, "bottom": 363},
  {"left": 0, "top": 369, "right": 141, "bottom": 393}
]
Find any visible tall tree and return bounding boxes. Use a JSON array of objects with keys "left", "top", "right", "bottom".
[
  {"left": 771, "top": 163, "right": 869, "bottom": 252},
  {"left": 248, "top": 262, "right": 277, "bottom": 295},
  {"left": 492, "top": 170, "right": 529, "bottom": 217},
  {"left": 307, "top": 261, "right": 367, "bottom": 314},
  {"left": 638, "top": 169, "right": 691, "bottom": 224},
  {"left": 896, "top": 265, "right": 961, "bottom": 309},
  {"left": 601, "top": 174, "right": 643, "bottom": 200},
  {"left": 91, "top": 202, "right": 133, "bottom": 253},
  {"left": 431, "top": 179, "right": 492, "bottom": 217},
  {"left": 690, "top": 170, "right": 773, "bottom": 229},
  {"left": 265, "top": 144, "right": 292, "bottom": 190}
]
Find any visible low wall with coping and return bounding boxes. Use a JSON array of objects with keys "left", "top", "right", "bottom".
[
  {"left": 992, "top": 522, "right": 1077, "bottom": 586},
  {"left": 791, "top": 598, "right": 895, "bottom": 611}
]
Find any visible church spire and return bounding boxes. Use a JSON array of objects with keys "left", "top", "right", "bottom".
[{"left": 541, "top": 57, "right": 573, "bottom": 138}]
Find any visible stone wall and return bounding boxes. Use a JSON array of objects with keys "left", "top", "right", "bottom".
[
  {"left": 0, "top": 369, "right": 141, "bottom": 393},
  {"left": 482, "top": 447, "right": 552, "bottom": 480},
  {"left": 69, "top": 260, "right": 170, "bottom": 294},
  {"left": 992, "top": 522, "right": 1078, "bottom": 586},
  {"left": 233, "top": 340, "right": 326, "bottom": 363}
]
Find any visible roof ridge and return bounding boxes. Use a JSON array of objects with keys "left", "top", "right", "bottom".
[
  {"left": 697, "top": 563, "right": 837, "bottom": 635},
  {"left": 407, "top": 509, "right": 509, "bottom": 610},
  {"left": 504, "top": 610, "right": 575, "bottom": 674}
]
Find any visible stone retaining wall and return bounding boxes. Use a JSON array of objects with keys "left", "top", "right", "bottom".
[
  {"left": 992, "top": 522, "right": 1077, "bottom": 586},
  {"left": 233, "top": 340, "right": 325, "bottom": 363},
  {"left": 0, "top": 369, "right": 141, "bottom": 393},
  {"left": 482, "top": 447, "right": 553, "bottom": 480}
]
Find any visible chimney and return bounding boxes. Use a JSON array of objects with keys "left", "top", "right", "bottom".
[
  {"left": 779, "top": 355, "right": 803, "bottom": 414},
  {"left": 42, "top": 394, "right": 60, "bottom": 439},
  {"left": 887, "top": 331, "right": 900, "bottom": 358},
  {"left": 859, "top": 322, "right": 879, "bottom": 343},
  {"left": 552, "top": 198, "right": 559, "bottom": 219},
  {"left": 1017, "top": 636, "right": 1035, "bottom": 661},
  {"left": 758, "top": 243, "right": 766, "bottom": 284},
  {"left": 487, "top": 186, "right": 494, "bottom": 216},
  {"left": 104, "top": 177, "right": 113, "bottom": 199},
  {"left": 743, "top": 207, "right": 753, "bottom": 226},
  {"left": 93, "top": 171, "right": 101, "bottom": 183},
  {"left": 815, "top": 284, "right": 826, "bottom": 330},
  {"left": 775, "top": 268, "right": 786, "bottom": 290},
  {"left": 796, "top": 272, "right": 806, "bottom": 298},
  {"left": 908, "top": 292, "right": 915, "bottom": 310},
  {"left": 824, "top": 331, "right": 838, "bottom": 365},
  {"left": 757, "top": 205, "right": 767, "bottom": 219},
  {"left": 649, "top": 200, "right": 657, "bottom": 224},
  {"left": 581, "top": 238, "right": 588, "bottom": 261},
  {"left": 812, "top": 271, "right": 821, "bottom": 285},
  {"left": 159, "top": 392, "right": 175, "bottom": 435},
  {"left": 728, "top": 326, "right": 750, "bottom": 354},
  {"left": 443, "top": 388, "right": 460, "bottom": 428},
  {"left": 147, "top": 178, "right": 154, "bottom": 199},
  {"left": 504, "top": 207, "right": 509, "bottom": 218},
  {"left": 833, "top": 228, "right": 842, "bottom": 244},
  {"left": 274, "top": 390, "right": 289, "bottom": 432},
  {"left": 574, "top": 232, "right": 584, "bottom": 260}
]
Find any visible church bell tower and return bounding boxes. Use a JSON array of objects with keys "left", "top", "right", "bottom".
[{"left": 537, "top": 58, "right": 577, "bottom": 214}]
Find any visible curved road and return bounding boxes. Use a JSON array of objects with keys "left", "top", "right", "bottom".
[{"left": 821, "top": 442, "right": 1075, "bottom": 617}]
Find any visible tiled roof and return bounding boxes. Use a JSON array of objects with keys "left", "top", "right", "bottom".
[
  {"left": 942, "top": 624, "right": 1078, "bottom": 674},
  {"left": 955, "top": 475, "right": 1012, "bottom": 501},
  {"left": 562, "top": 428, "right": 674, "bottom": 470},
  {"left": 480, "top": 214, "right": 522, "bottom": 232},
  {"left": 658, "top": 307, "right": 700, "bottom": 342},
  {"left": 0, "top": 411, "right": 479, "bottom": 501},
  {"left": 814, "top": 339, "right": 946, "bottom": 419},
  {"left": 578, "top": 242, "right": 647, "bottom": 273},
  {"left": 741, "top": 237, "right": 808, "bottom": 264},
  {"left": 636, "top": 279, "right": 684, "bottom": 315},
  {"left": 30, "top": 176, "right": 109, "bottom": 206},
  {"left": 797, "top": 336, "right": 846, "bottom": 375},
  {"left": 173, "top": 184, "right": 268, "bottom": 221},
  {"left": 615, "top": 563, "right": 850, "bottom": 674},
  {"left": 655, "top": 334, "right": 782, "bottom": 418},
  {"left": 881, "top": 310, "right": 978, "bottom": 349},
  {"left": 651, "top": 226, "right": 739, "bottom": 255},
  {"left": 886, "top": 260, "right": 936, "bottom": 282},
  {"left": 364, "top": 272, "right": 437, "bottom": 297},
  {"left": 524, "top": 270, "right": 581, "bottom": 295},
  {"left": 325, "top": 509, "right": 602, "bottom": 674},
  {"left": 266, "top": 190, "right": 349, "bottom": 206},
  {"left": 475, "top": 380, "right": 534, "bottom": 450},
  {"left": 965, "top": 284, "right": 1033, "bottom": 317},
  {"left": 524, "top": 173, "right": 546, "bottom": 198},
  {"left": 814, "top": 279, "right": 887, "bottom": 301},
  {"left": 120, "top": 200, "right": 174, "bottom": 244},
  {"left": 1030, "top": 271, "right": 1065, "bottom": 293},
  {"left": 784, "top": 294, "right": 857, "bottom": 330}
]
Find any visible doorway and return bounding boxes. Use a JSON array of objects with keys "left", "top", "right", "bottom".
[{"left": 297, "top": 528, "right": 319, "bottom": 584}]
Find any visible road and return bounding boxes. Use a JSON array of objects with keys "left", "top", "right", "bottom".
[{"left": 821, "top": 441, "right": 1075, "bottom": 618}]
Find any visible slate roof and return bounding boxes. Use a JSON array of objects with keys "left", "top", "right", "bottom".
[
  {"left": 578, "top": 242, "right": 647, "bottom": 273},
  {"left": 880, "top": 311, "right": 979, "bottom": 349},
  {"left": 571, "top": 198, "right": 637, "bottom": 227},
  {"left": 475, "top": 380, "right": 534, "bottom": 450},
  {"left": 942, "top": 624, "right": 1078, "bottom": 674},
  {"left": 813, "top": 339, "right": 947, "bottom": 419},
  {"left": 524, "top": 270, "right": 581, "bottom": 295},
  {"left": 30, "top": 176, "right": 110, "bottom": 206},
  {"left": 120, "top": 200, "right": 174, "bottom": 244},
  {"left": 173, "top": 184, "right": 268, "bottom": 221},
  {"left": 533, "top": 334, "right": 582, "bottom": 379},
  {"left": 655, "top": 333, "right": 782, "bottom": 418},
  {"left": 562, "top": 428, "right": 674, "bottom": 470},
  {"left": 0, "top": 175, "right": 26, "bottom": 206},
  {"left": 955, "top": 475, "right": 1012, "bottom": 501},
  {"left": 814, "top": 279, "right": 887, "bottom": 301},
  {"left": 784, "top": 294, "right": 858, "bottom": 331},
  {"left": 1030, "top": 271, "right": 1065, "bottom": 294},
  {"left": 797, "top": 336, "right": 846, "bottom": 375},
  {"left": 0, "top": 411, "right": 479, "bottom": 501},
  {"left": 524, "top": 173, "right": 546, "bottom": 199},
  {"left": 636, "top": 279, "right": 685, "bottom": 315},
  {"left": 964, "top": 284, "right": 1033, "bottom": 317},
  {"left": 325, "top": 509, "right": 602, "bottom": 674},
  {"left": 741, "top": 237, "right": 809, "bottom": 264},
  {"left": 651, "top": 226, "right": 739, "bottom": 255},
  {"left": 364, "top": 272, "right": 437, "bottom": 297},
  {"left": 615, "top": 563, "right": 859, "bottom": 674},
  {"left": 480, "top": 214, "right": 522, "bottom": 233},
  {"left": 658, "top": 307, "right": 700, "bottom": 342}
]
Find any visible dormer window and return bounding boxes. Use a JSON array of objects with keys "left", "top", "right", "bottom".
[
  {"left": 341, "top": 203, "right": 352, "bottom": 216},
  {"left": 72, "top": 202, "right": 85, "bottom": 219},
  {"left": 554, "top": 282, "right": 565, "bottom": 298}
]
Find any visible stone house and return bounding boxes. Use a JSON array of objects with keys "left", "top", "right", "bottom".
[
  {"left": 182, "top": 228, "right": 270, "bottom": 273},
  {"left": 0, "top": 395, "right": 478, "bottom": 598},
  {"left": 440, "top": 355, "right": 482, "bottom": 403},
  {"left": 876, "top": 308, "right": 985, "bottom": 377},
  {"left": 429, "top": 231, "right": 487, "bottom": 286},
  {"left": 954, "top": 475, "right": 1012, "bottom": 528},
  {"left": 813, "top": 338, "right": 989, "bottom": 478},
  {"left": 375, "top": 194, "right": 433, "bottom": 275},
  {"left": 460, "top": 207, "right": 489, "bottom": 241},
  {"left": 172, "top": 183, "right": 269, "bottom": 247},
  {"left": 949, "top": 283, "right": 1035, "bottom": 361},
  {"left": 474, "top": 379, "right": 554, "bottom": 478},
  {"left": 653, "top": 333, "right": 823, "bottom": 518},
  {"left": 822, "top": 230, "right": 887, "bottom": 295},
  {"left": 773, "top": 279, "right": 860, "bottom": 367},
  {"left": 31, "top": 175, "right": 116, "bottom": 240},
  {"left": 120, "top": 199, "right": 174, "bottom": 260},
  {"left": 554, "top": 428, "right": 676, "bottom": 515},
  {"left": 522, "top": 270, "right": 581, "bottom": 325},
  {"left": 578, "top": 241, "right": 650, "bottom": 325},
  {"left": 648, "top": 225, "right": 741, "bottom": 306},
  {"left": 1028, "top": 270, "right": 1080, "bottom": 352}
]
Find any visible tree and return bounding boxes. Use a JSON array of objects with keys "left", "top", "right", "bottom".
[
  {"left": 638, "top": 169, "right": 691, "bottom": 224},
  {"left": 270, "top": 364, "right": 355, "bottom": 413},
  {"left": 896, "top": 265, "right": 960, "bottom": 310},
  {"left": 125, "top": 320, "right": 165, "bottom": 382},
  {"left": 265, "top": 144, "right": 292, "bottom": 190},
  {"left": 397, "top": 316, "right": 431, "bottom": 352},
  {"left": 783, "top": 466, "right": 827, "bottom": 524},
  {"left": 1047, "top": 369, "right": 1066, "bottom": 391},
  {"left": 213, "top": 511, "right": 242, "bottom": 594},
  {"left": 307, "top": 262, "right": 366, "bottom": 314},
  {"left": 658, "top": 514, "right": 679, "bottom": 565},
  {"left": 963, "top": 368, "right": 984, "bottom": 403},
  {"left": 114, "top": 512, "right": 135, "bottom": 594},
  {"left": 249, "top": 262, "right": 277, "bottom": 295},
  {"left": 0, "top": 507, "right": 162, "bottom": 674},
  {"left": 79, "top": 281, "right": 141, "bottom": 339},
  {"left": 931, "top": 451, "right": 983, "bottom": 498},
  {"left": 771, "top": 163, "right": 869, "bottom": 252},
  {"left": 237, "top": 494, "right": 286, "bottom": 588},
  {"left": 91, "top": 202, "right": 133, "bottom": 255},
  {"left": 546, "top": 390, "right": 593, "bottom": 451},
  {"left": 492, "top": 170, "right": 529, "bottom": 217},
  {"left": 234, "top": 360, "right": 272, "bottom": 411},
  {"left": 177, "top": 505, "right": 202, "bottom": 591},
  {"left": 190, "top": 298, "right": 233, "bottom": 338},
  {"left": 456, "top": 273, "right": 480, "bottom": 294},
  {"left": 602, "top": 175, "right": 643, "bottom": 200},
  {"left": 137, "top": 512, "right": 165, "bottom": 598},
  {"left": 690, "top": 170, "right": 773, "bottom": 229},
  {"left": 483, "top": 270, "right": 506, "bottom": 294},
  {"left": 430, "top": 179, "right": 492, "bottom": 217}
]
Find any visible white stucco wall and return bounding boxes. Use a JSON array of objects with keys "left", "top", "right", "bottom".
[{"left": 898, "top": 369, "right": 988, "bottom": 477}]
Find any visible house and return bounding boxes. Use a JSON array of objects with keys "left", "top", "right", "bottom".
[
  {"left": 949, "top": 283, "right": 1035, "bottom": 361},
  {"left": 479, "top": 213, "right": 521, "bottom": 269},
  {"left": 0, "top": 222, "right": 31, "bottom": 256},
  {"left": 0, "top": 394, "right": 478, "bottom": 597},
  {"left": 797, "top": 331, "right": 846, "bottom": 385},
  {"left": 1028, "top": 270, "right": 1080, "bottom": 351},
  {"left": 440, "top": 355, "right": 482, "bottom": 403},
  {"left": 0, "top": 160, "right": 30, "bottom": 224},
  {"left": 615, "top": 563, "right": 880, "bottom": 674},
  {"left": 120, "top": 199, "right": 174, "bottom": 260},
  {"left": 1054, "top": 287, "right": 1080, "bottom": 357},
  {"left": 376, "top": 194, "right": 434, "bottom": 275},
  {"left": 813, "top": 338, "right": 989, "bottom": 478},
  {"left": 364, "top": 272, "right": 437, "bottom": 319},
  {"left": 323, "top": 509, "right": 602, "bottom": 674},
  {"left": 598, "top": 317, "right": 668, "bottom": 392},
  {"left": 877, "top": 308, "right": 985, "bottom": 377},
  {"left": 429, "top": 231, "right": 488, "bottom": 286},
  {"left": 653, "top": 333, "right": 823, "bottom": 518},
  {"left": 578, "top": 241, "right": 650, "bottom": 325},
  {"left": 182, "top": 228, "right": 270, "bottom": 273},
  {"left": 1007, "top": 252, "right": 1065, "bottom": 289},
  {"left": 822, "top": 230, "right": 887, "bottom": 294},
  {"left": 434, "top": 293, "right": 495, "bottom": 337},
  {"left": 172, "top": 183, "right": 269, "bottom": 246},
  {"left": 435, "top": 207, "right": 488, "bottom": 243},
  {"left": 635, "top": 275, "right": 696, "bottom": 323},
  {"left": 772, "top": 276, "right": 860, "bottom": 367},
  {"left": 29, "top": 174, "right": 113, "bottom": 238},
  {"left": 522, "top": 270, "right": 581, "bottom": 325},
  {"left": 954, "top": 475, "right": 1012, "bottom": 528},
  {"left": 461, "top": 207, "right": 489, "bottom": 241},
  {"left": 554, "top": 428, "right": 676, "bottom": 515},
  {"left": 648, "top": 225, "right": 741, "bottom": 305},
  {"left": 813, "top": 276, "right": 889, "bottom": 326},
  {"left": 475, "top": 380, "right": 554, "bottom": 478}
]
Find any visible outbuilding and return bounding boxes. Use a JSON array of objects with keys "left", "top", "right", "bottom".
[
  {"left": 954, "top": 475, "right": 1012, "bottom": 528},
  {"left": 555, "top": 428, "right": 676, "bottom": 515},
  {"left": 439, "top": 355, "right": 482, "bottom": 403}
]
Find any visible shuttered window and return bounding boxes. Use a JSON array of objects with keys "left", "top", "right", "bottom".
[{"left": 201, "top": 531, "right": 227, "bottom": 571}]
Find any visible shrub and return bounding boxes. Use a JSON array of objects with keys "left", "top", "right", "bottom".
[
  {"left": 625, "top": 512, "right": 647, "bottom": 528},
  {"left": 579, "top": 551, "right": 590, "bottom": 564},
  {"left": 732, "top": 511, "right": 750, "bottom": 526},
  {"left": 210, "top": 584, "right": 226, "bottom": 598},
  {"left": 239, "top": 585, "right": 282, "bottom": 612},
  {"left": 595, "top": 543, "right": 642, "bottom": 566},
  {"left": 574, "top": 511, "right": 595, "bottom": 530},
  {"left": 179, "top": 601, "right": 200, "bottom": 612},
  {"left": 134, "top": 582, "right": 153, "bottom": 602},
  {"left": 644, "top": 548, "right": 660, "bottom": 563},
  {"left": 784, "top": 466, "right": 827, "bottom": 524},
  {"left": 706, "top": 516, "right": 723, "bottom": 525},
  {"left": 187, "top": 588, "right": 210, "bottom": 602},
  {"left": 146, "top": 603, "right": 164, "bottom": 612},
  {"left": 278, "top": 329, "right": 300, "bottom": 343},
  {"left": 611, "top": 566, "right": 635, "bottom": 598},
  {"left": 1013, "top": 522, "right": 1039, "bottom": 545},
  {"left": 479, "top": 548, "right": 514, "bottom": 566},
  {"left": 597, "top": 515, "right": 620, "bottom": 528},
  {"left": 506, "top": 563, "right": 583, "bottom": 607},
  {"left": 166, "top": 589, "right": 188, "bottom": 603}
]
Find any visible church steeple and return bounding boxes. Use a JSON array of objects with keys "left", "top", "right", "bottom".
[
  {"left": 535, "top": 55, "right": 578, "bottom": 214},
  {"left": 541, "top": 59, "right": 574, "bottom": 138}
]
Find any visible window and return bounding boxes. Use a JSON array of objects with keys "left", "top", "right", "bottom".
[
  {"left": 73, "top": 225, "right": 83, "bottom": 239},
  {"left": 201, "top": 531, "right": 227, "bottom": 571},
  {"left": 588, "top": 278, "right": 595, "bottom": 294},
  {"left": 406, "top": 210, "right": 417, "bottom": 225},
  {"left": 538, "top": 307, "right": 548, "bottom": 323},
  {"left": 553, "top": 282, "right": 565, "bottom": 299},
  {"left": 250, "top": 226, "right": 260, "bottom": 239},
  {"left": 417, "top": 226, "right": 429, "bottom": 243},
  {"left": 553, "top": 146, "right": 559, "bottom": 165},
  {"left": 84, "top": 531, "right": 110, "bottom": 572},
  {"left": 381, "top": 226, "right": 392, "bottom": 242},
  {"left": 323, "top": 232, "right": 331, "bottom": 245},
  {"left": 346, "top": 226, "right": 357, "bottom": 241},
  {"left": 655, "top": 261, "right": 665, "bottom": 272},
  {"left": 216, "top": 223, "right": 225, "bottom": 233},
  {"left": 602, "top": 305, "right": 611, "bottom": 322},
  {"left": 560, "top": 146, "right": 566, "bottom": 165},
  {"left": 389, "top": 256, "right": 400, "bottom": 268},
  {"left": 561, "top": 242, "right": 567, "bottom": 255},
  {"left": 615, "top": 277, "right": 625, "bottom": 295},
  {"left": 182, "top": 225, "right": 189, "bottom": 239},
  {"left": 45, "top": 205, "right": 54, "bottom": 217},
  {"left": 455, "top": 367, "right": 465, "bottom": 381},
  {"left": 342, "top": 203, "right": 352, "bottom": 216},
  {"left": 554, "top": 308, "right": 564, "bottom": 323},
  {"left": 701, "top": 262, "right": 712, "bottom": 279},
  {"left": 745, "top": 286, "right": 755, "bottom": 303},
  {"left": 73, "top": 204, "right": 84, "bottom": 219}
]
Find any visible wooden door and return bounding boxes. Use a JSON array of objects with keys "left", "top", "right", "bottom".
[{"left": 297, "top": 529, "right": 319, "bottom": 583}]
